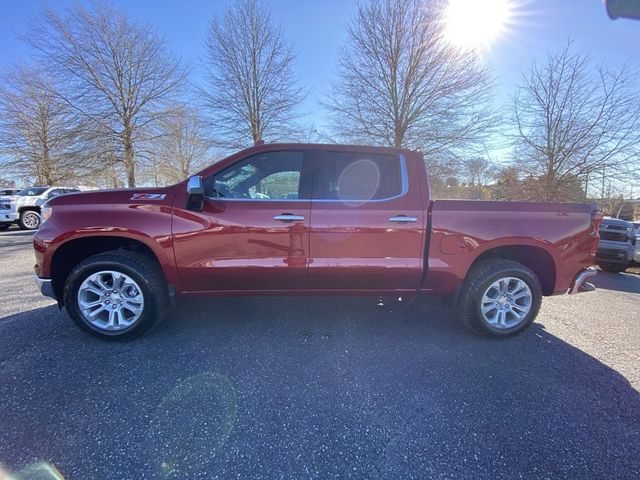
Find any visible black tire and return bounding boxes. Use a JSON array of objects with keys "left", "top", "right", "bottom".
[
  {"left": 597, "top": 262, "right": 628, "bottom": 273},
  {"left": 0, "top": 223, "right": 9, "bottom": 231},
  {"left": 18, "top": 210, "right": 40, "bottom": 230},
  {"left": 458, "top": 259, "right": 542, "bottom": 338},
  {"left": 63, "top": 250, "right": 169, "bottom": 340}
]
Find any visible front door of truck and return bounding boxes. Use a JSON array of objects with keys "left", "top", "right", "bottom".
[
  {"left": 172, "top": 150, "right": 313, "bottom": 292},
  {"left": 308, "top": 149, "right": 426, "bottom": 291}
]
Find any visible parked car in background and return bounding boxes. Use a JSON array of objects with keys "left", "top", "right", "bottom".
[
  {"left": 0, "top": 186, "right": 81, "bottom": 230},
  {"left": 0, "top": 188, "right": 22, "bottom": 231},
  {"left": 0, "top": 188, "right": 21, "bottom": 197},
  {"left": 595, "top": 217, "right": 636, "bottom": 272},
  {"left": 33, "top": 143, "right": 601, "bottom": 340},
  {"left": 632, "top": 222, "right": 640, "bottom": 266}
]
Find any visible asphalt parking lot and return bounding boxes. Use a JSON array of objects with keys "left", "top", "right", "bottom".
[{"left": 0, "top": 227, "right": 639, "bottom": 479}]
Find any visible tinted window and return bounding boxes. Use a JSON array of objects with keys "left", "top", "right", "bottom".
[
  {"left": 17, "top": 187, "right": 48, "bottom": 196},
  {"left": 47, "top": 189, "right": 65, "bottom": 198},
  {"left": 207, "top": 151, "right": 305, "bottom": 200},
  {"left": 316, "top": 152, "right": 403, "bottom": 201}
]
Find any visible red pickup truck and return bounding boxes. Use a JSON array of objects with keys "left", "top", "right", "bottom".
[{"left": 33, "top": 143, "right": 601, "bottom": 339}]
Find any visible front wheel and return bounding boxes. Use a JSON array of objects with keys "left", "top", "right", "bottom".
[
  {"left": 63, "top": 250, "right": 168, "bottom": 340},
  {"left": 458, "top": 259, "right": 542, "bottom": 338},
  {"left": 18, "top": 210, "right": 40, "bottom": 230}
]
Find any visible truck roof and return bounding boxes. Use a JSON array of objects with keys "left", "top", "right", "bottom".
[{"left": 236, "top": 142, "right": 419, "bottom": 157}]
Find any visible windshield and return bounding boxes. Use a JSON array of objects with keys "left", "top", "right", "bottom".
[{"left": 16, "top": 187, "right": 48, "bottom": 196}]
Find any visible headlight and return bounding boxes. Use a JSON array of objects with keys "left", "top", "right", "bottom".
[{"left": 41, "top": 206, "right": 53, "bottom": 224}]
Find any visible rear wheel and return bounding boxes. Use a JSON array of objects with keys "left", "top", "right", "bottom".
[
  {"left": 458, "top": 259, "right": 542, "bottom": 338},
  {"left": 63, "top": 250, "right": 168, "bottom": 340},
  {"left": 18, "top": 210, "right": 40, "bottom": 230},
  {"left": 597, "top": 262, "right": 628, "bottom": 273}
]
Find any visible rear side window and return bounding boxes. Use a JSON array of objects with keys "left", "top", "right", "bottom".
[{"left": 315, "top": 152, "right": 404, "bottom": 201}]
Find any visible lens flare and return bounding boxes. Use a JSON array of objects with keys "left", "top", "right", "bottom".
[{"left": 444, "top": 0, "right": 516, "bottom": 50}]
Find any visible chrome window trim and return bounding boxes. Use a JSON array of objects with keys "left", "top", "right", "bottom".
[
  {"left": 204, "top": 196, "right": 310, "bottom": 202},
  {"left": 204, "top": 154, "right": 409, "bottom": 204}
]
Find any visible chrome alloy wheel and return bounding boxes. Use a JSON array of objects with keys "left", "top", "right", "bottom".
[
  {"left": 480, "top": 277, "right": 532, "bottom": 329},
  {"left": 77, "top": 270, "right": 144, "bottom": 331},
  {"left": 22, "top": 212, "right": 40, "bottom": 229}
]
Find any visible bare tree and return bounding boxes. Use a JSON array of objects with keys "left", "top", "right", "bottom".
[
  {"left": 201, "top": 0, "right": 306, "bottom": 148},
  {"left": 25, "top": 2, "right": 187, "bottom": 187},
  {"left": 151, "top": 107, "right": 214, "bottom": 185},
  {"left": 597, "top": 175, "right": 636, "bottom": 219},
  {"left": 0, "top": 65, "right": 89, "bottom": 185},
  {"left": 491, "top": 166, "right": 524, "bottom": 201},
  {"left": 462, "top": 157, "right": 495, "bottom": 199},
  {"left": 512, "top": 40, "right": 640, "bottom": 202},
  {"left": 327, "top": 0, "right": 494, "bottom": 165},
  {"left": 0, "top": 178, "right": 16, "bottom": 188}
]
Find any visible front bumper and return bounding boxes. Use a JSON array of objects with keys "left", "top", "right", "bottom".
[
  {"left": 596, "top": 248, "right": 630, "bottom": 264},
  {"left": 0, "top": 211, "right": 18, "bottom": 223},
  {"left": 35, "top": 277, "right": 56, "bottom": 300},
  {"left": 568, "top": 267, "right": 597, "bottom": 295}
]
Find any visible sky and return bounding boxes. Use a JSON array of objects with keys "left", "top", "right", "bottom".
[{"left": 0, "top": 0, "right": 639, "bottom": 190}]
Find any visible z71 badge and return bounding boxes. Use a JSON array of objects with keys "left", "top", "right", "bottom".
[{"left": 130, "top": 193, "right": 166, "bottom": 200}]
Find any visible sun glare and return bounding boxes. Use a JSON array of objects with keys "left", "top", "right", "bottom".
[{"left": 444, "top": 0, "right": 515, "bottom": 50}]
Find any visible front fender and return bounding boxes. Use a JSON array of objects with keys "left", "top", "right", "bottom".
[{"left": 34, "top": 203, "right": 179, "bottom": 288}]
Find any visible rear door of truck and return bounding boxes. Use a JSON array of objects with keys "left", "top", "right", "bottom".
[{"left": 307, "top": 147, "right": 427, "bottom": 291}]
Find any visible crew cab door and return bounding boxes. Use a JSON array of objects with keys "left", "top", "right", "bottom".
[
  {"left": 172, "top": 150, "right": 313, "bottom": 292},
  {"left": 308, "top": 149, "right": 426, "bottom": 291}
]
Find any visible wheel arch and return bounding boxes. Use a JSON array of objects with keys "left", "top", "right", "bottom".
[
  {"left": 18, "top": 205, "right": 41, "bottom": 214},
  {"left": 50, "top": 235, "right": 169, "bottom": 306},
  {"left": 468, "top": 244, "right": 557, "bottom": 296}
]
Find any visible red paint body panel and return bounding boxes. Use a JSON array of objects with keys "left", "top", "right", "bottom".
[
  {"left": 424, "top": 200, "right": 598, "bottom": 295},
  {"left": 34, "top": 187, "right": 180, "bottom": 287},
  {"left": 172, "top": 198, "right": 310, "bottom": 291},
  {"left": 34, "top": 143, "right": 599, "bottom": 302},
  {"left": 307, "top": 149, "right": 426, "bottom": 290}
]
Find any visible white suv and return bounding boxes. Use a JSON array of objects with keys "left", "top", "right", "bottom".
[{"left": 0, "top": 186, "right": 80, "bottom": 230}]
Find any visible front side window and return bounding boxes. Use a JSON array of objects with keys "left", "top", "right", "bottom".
[
  {"left": 207, "top": 151, "right": 305, "bottom": 200},
  {"left": 316, "top": 152, "right": 403, "bottom": 201}
]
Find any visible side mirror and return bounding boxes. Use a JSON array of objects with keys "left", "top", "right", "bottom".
[{"left": 186, "top": 175, "right": 205, "bottom": 211}]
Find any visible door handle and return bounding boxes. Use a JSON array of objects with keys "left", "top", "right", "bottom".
[
  {"left": 389, "top": 215, "right": 417, "bottom": 223},
  {"left": 273, "top": 214, "right": 305, "bottom": 221}
]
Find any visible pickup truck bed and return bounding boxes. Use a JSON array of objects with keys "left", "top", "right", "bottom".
[{"left": 427, "top": 200, "right": 599, "bottom": 296}]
